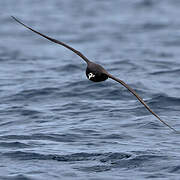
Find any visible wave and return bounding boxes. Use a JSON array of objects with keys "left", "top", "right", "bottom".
[
  {"left": 0, "top": 174, "right": 32, "bottom": 180},
  {"left": 3, "top": 150, "right": 131, "bottom": 163},
  {"left": 148, "top": 94, "right": 180, "bottom": 107},
  {"left": 150, "top": 68, "right": 180, "bottom": 75},
  {"left": 0, "top": 142, "right": 30, "bottom": 149}
]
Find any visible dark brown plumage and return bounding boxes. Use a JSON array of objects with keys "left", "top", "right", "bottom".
[{"left": 11, "top": 16, "right": 179, "bottom": 133}]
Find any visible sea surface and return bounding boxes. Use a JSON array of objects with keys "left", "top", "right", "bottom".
[{"left": 0, "top": 0, "right": 180, "bottom": 179}]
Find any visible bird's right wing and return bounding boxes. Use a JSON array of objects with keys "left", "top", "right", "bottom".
[{"left": 11, "top": 16, "right": 90, "bottom": 63}]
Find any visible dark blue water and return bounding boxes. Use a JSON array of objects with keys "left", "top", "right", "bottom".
[{"left": 1, "top": 0, "right": 180, "bottom": 179}]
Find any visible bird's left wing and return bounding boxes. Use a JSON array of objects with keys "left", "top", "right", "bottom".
[{"left": 107, "top": 73, "right": 179, "bottom": 133}]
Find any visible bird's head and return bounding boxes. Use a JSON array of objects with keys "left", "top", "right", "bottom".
[{"left": 88, "top": 72, "right": 95, "bottom": 80}]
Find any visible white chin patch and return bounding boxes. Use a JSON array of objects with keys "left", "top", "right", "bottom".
[{"left": 88, "top": 73, "right": 95, "bottom": 79}]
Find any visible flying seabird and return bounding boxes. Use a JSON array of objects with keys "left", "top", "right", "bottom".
[{"left": 11, "top": 16, "right": 179, "bottom": 133}]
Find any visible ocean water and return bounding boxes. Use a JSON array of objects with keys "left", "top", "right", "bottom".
[{"left": 0, "top": 0, "right": 180, "bottom": 179}]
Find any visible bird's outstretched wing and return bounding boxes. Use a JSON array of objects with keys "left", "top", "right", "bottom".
[
  {"left": 11, "top": 16, "right": 90, "bottom": 63},
  {"left": 12, "top": 16, "right": 179, "bottom": 133},
  {"left": 107, "top": 73, "right": 179, "bottom": 133}
]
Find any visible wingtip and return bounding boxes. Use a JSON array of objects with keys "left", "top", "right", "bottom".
[
  {"left": 11, "top": 16, "right": 16, "bottom": 21},
  {"left": 11, "top": 16, "right": 19, "bottom": 22}
]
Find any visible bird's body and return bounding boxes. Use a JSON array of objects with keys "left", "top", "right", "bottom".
[
  {"left": 86, "top": 62, "right": 108, "bottom": 82},
  {"left": 11, "top": 16, "right": 179, "bottom": 133}
]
